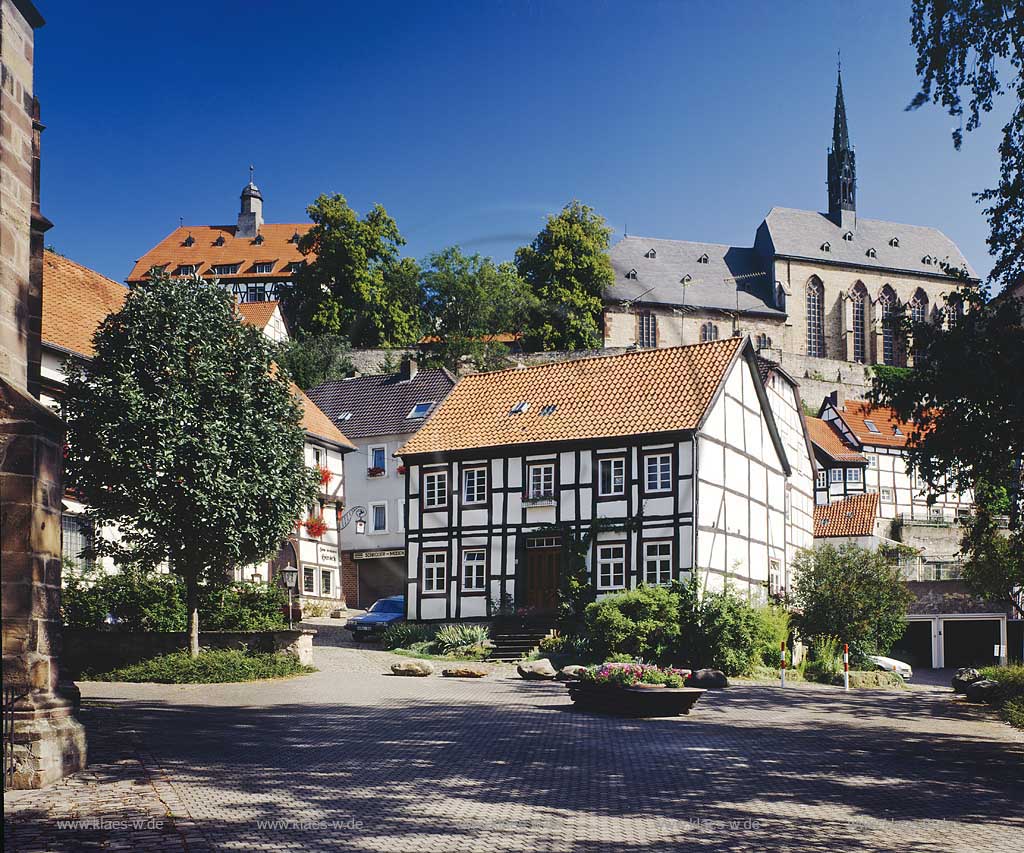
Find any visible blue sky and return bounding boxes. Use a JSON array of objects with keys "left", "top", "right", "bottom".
[{"left": 38, "top": 1, "right": 1004, "bottom": 283}]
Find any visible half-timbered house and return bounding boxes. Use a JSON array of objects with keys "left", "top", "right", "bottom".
[
  {"left": 397, "top": 337, "right": 813, "bottom": 622},
  {"left": 804, "top": 415, "right": 868, "bottom": 505}
]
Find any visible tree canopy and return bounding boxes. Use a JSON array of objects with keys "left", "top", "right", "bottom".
[
  {"left": 276, "top": 334, "right": 354, "bottom": 390},
  {"left": 64, "top": 273, "right": 319, "bottom": 654},
  {"left": 515, "top": 200, "right": 615, "bottom": 350},
  {"left": 419, "top": 245, "right": 537, "bottom": 372},
  {"left": 281, "top": 193, "right": 423, "bottom": 346},
  {"left": 908, "top": 0, "right": 1024, "bottom": 292}
]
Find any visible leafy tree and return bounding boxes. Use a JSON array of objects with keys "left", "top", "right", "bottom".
[
  {"left": 419, "top": 246, "right": 537, "bottom": 373},
  {"left": 63, "top": 273, "right": 318, "bottom": 656},
  {"left": 515, "top": 200, "right": 615, "bottom": 350},
  {"left": 791, "top": 545, "right": 912, "bottom": 663},
  {"left": 281, "top": 193, "right": 423, "bottom": 346},
  {"left": 908, "top": 0, "right": 1024, "bottom": 293},
  {"left": 960, "top": 484, "right": 1024, "bottom": 618},
  {"left": 673, "top": 578, "right": 768, "bottom": 676},
  {"left": 277, "top": 334, "right": 353, "bottom": 390}
]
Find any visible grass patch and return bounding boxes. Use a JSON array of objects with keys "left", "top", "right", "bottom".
[
  {"left": 979, "top": 664, "right": 1024, "bottom": 729},
  {"left": 388, "top": 645, "right": 491, "bottom": 663},
  {"left": 84, "top": 649, "right": 316, "bottom": 683}
]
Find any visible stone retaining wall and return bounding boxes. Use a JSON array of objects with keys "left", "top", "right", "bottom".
[{"left": 61, "top": 629, "right": 316, "bottom": 677}]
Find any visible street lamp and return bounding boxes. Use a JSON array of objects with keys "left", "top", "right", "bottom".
[
  {"left": 339, "top": 505, "right": 367, "bottom": 536},
  {"left": 281, "top": 566, "right": 298, "bottom": 630}
]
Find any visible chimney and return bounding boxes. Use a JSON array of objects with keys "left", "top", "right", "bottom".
[{"left": 399, "top": 355, "right": 418, "bottom": 382}]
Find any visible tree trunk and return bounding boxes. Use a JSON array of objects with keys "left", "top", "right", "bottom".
[{"left": 186, "top": 574, "right": 200, "bottom": 658}]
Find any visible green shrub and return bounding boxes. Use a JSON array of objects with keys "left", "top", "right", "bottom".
[
  {"left": 379, "top": 622, "right": 438, "bottom": 650},
  {"left": 537, "top": 633, "right": 592, "bottom": 658},
  {"left": 673, "top": 579, "right": 764, "bottom": 677},
  {"left": 754, "top": 605, "right": 790, "bottom": 667},
  {"left": 802, "top": 636, "right": 843, "bottom": 683},
  {"left": 979, "top": 664, "right": 1024, "bottom": 729},
  {"left": 583, "top": 584, "right": 680, "bottom": 664},
  {"left": 199, "top": 582, "right": 287, "bottom": 631},
  {"left": 85, "top": 649, "right": 315, "bottom": 683},
  {"left": 298, "top": 599, "right": 332, "bottom": 619},
  {"left": 434, "top": 623, "right": 490, "bottom": 655}
]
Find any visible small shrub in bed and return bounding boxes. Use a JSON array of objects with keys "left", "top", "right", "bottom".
[
  {"left": 577, "top": 663, "right": 688, "bottom": 688},
  {"left": 433, "top": 623, "right": 490, "bottom": 655},
  {"left": 379, "top": 622, "right": 438, "bottom": 650},
  {"left": 84, "top": 649, "right": 315, "bottom": 683}
]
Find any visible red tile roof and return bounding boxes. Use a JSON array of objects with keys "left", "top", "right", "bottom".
[
  {"left": 398, "top": 337, "right": 745, "bottom": 456},
  {"left": 237, "top": 300, "right": 282, "bottom": 331},
  {"left": 292, "top": 383, "right": 355, "bottom": 450},
  {"left": 804, "top": 416, "right": 866, "bottom": 463},
  {"left": 813, "top": 493, "right": 879, "bottom": 538},
  {"left": 126, "top": 223, "right": 312, "bottom": 282},
  {"left": 836, "top": 400, "right": 918, "bottom": 448},
  {"left": 42, "top": 250, "right": 128, "bottom": 356}
]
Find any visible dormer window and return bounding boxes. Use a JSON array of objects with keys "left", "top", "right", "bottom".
[
  {"left": 843, "top": 231, "right": 854, "bottom": 241},
  {"left": 214, "top": 235, "right": 226, "bottom": 246},
  {"left": 697, "top": 253, "right": 709, "bottom": 264},
  {"left": 289, "top": 262, "right": 303, "bottom": 274},
  {"left": 680, "top": 274, "right": 692, "bottom": 285},
  {"left": 211, "top": 263, "right": 240, "bottom": 276},
  {"left": 625, "top": 269, "right": 638, "bottom": 280},
  {"left": 866, "top": 247, "right": 877, "bottom": 258},
  {"left": 177, "top": 264, "right": 197, "bottom": 276},
  {"left": 254, "top": 234, "right": 265, "bottom": 245},
  {"left": 290, "top": 231, "right": 302, "bottom": 244},
  {"left": 644, "top": 248, "right": 657, "bottom": 259},
  {"left": 253, "top": 262, "right": 274, "bottom": 274},
  {"left": 509, "top": 401, "right": 530, "bottom": 415},
  {"left": 889, "top": 237, "right": 900, "bottom": 248},
  {"left": 183, "top": 233, "right": 195, "bottom": 247},
  {"left": 922, "top": 255, "right": 934, "bottom": 265},
  {"left": 821, "top": 241, "right": 831, "bottom": 252}
]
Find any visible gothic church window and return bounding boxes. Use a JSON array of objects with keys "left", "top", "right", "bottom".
[
  {"left": 851, "top": 283, "right": 868, "bottom": 364},
  {"left": 879, "top": 285, "right": 901, "bottom": 366},
  {"left": 700, "top": 322, "right": 719, "bottom": 342},
  {"left": 637, "top": 312, "right": 657, "bottom": 348},
  {"left": 806, "top": 277, "right": 825, "bottom": 358}
]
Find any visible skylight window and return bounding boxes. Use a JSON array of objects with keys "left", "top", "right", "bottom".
[
  {"left": 893, "top": 425, "right": 903, "bottom": 436},
  {"left": 509, "top": 401, "right": 530, "bottom": 415},
  {"left": 540, "top": 404, "right": 557, "bottom": 416},
  {"left": 337, "top": 413, "right": 353, "bottom": 421},
  {"left": 407, "top": 402, "right": 435, "bottom": 419},
  {"left": 863, "top": 419, "right": 880, "bottom": 434}
]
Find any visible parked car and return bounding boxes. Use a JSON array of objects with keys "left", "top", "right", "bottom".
[
  {"left": 345, "top": 596, "right": 405, "bottom": 640},
  {"left": 867, "top": 655, "right": 913, "bottom": 680}
]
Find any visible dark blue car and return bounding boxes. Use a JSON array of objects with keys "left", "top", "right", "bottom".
[{"left": 345, "top": 596, "right": 405, "bottom": 640}]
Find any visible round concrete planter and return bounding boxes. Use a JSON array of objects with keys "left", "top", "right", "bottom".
[{"left": 566, "top": 683, "right": 706, "bottom": 717}]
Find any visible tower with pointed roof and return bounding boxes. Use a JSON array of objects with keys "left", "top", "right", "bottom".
[
  {"left": 827, "top": 69, "right": 856, "bottom": 228},
  {"left": 236, "top": 165, "right": 264, "bottom": 238}
]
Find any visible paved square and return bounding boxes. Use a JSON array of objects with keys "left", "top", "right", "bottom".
[{"left": 5, "top": 638, "right": 1023, "bottom": 852}]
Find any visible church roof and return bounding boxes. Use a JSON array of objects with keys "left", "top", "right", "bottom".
[
  {"left": 127, "top": 223, "right": 311, "bottom": 282},
  {"left": 758, "top": 207, "right": 978, "bottom": 281},
  {"left": 605, "top": 236, "right": 782, "bottom": 316}
]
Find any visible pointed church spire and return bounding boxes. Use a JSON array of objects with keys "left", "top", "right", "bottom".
[{"left": 827, "top": 62, "right": 856, "bottom": 227}]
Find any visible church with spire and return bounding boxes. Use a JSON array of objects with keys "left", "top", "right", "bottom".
[{"left": 602, "top": 69, "right": 979, "bottom": 376}]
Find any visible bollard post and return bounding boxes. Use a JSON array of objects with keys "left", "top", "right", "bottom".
[
  {"left": 780, "top": 641, "right": 786, "bottom": 688},
  {"left": 843, "top": 643, "right": 849, "bottom": 691}
]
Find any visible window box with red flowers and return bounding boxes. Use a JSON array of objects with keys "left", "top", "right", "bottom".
[
  {"left": 397, "top": 464, "right": 407, "bottom": 475},
  {"left": 303, "top": 516, "right": 329, "bottom": 538},
  {"left": 316, "top": 465, "right": 332, "bottom": 488},
  {"left": 367, "top": 466, "right": 386, "bottom": 478}
]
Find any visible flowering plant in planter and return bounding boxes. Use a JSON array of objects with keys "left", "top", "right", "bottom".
[
  {"left": 577, "top": 663, "right": 688, "bottom": 688},
  {"left": 316, "top": 465, "right": 332, "bottom": 487},
  {"left": 303, "top": 516, "right": 329, "bottom": 538},
  {"left": 367, "top": 466, "right": 385, "bottom": 477},
  {"left": 396, "top": 464, "right": 407, "bottom": 475}
]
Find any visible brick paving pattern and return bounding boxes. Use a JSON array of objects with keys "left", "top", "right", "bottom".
[{"left": 5, "top": 633, "right": 1023, "bottom": 852}]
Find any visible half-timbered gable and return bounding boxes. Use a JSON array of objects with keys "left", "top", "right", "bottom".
[
  {"left": 804, "top": 414, "right": 868, "bottom": 505},
  {"left": 398, "top": 337, "right": 800, "bottom": 621}
]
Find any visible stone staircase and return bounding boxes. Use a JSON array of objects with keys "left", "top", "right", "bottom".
[{"left": 489, "top": 624, "right": 555, "bottom": 662}]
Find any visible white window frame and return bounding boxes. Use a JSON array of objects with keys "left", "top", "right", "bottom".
[
  {"left": 463, "top": 466, "right": 488, "bottom": 505},
  {"left": 643, "top": 541, "right": 672, "bottom": 586},
  {"left": 867, "top": 454, "right": 878, "bottom": 468},
  {"left": 302, "top": 566, "right": 315, "bottom": 594},
  {"left": 816, "top": 471, "right": 827, "bottom": 489},
  {"left": 644, "top": 453, "right": 672, "bottom": 493},
  {"left": 406, "top": 402, "right": 435, "bottom": 420},
  {"left": 423, "top": 551, "right": 447, "bottom": 593},
  {"left": 597, "top": 457, "right": 626, "bottom": 497},
  {"left": 368, "top": 445, "right": 387, "bottom": 477},
  {"left": 423, "top": 470, "right": 449, "bottom": 509},
  {"left": 829, "top": 468, "right": 843, "bottom": 484},
  {"left": 527, "top": 463, "right": 555, "bottom": 500},
  {"left": 597, "top": 544, "right": 626, "bottom": 590},
  {"left": 369, "top": 501, "right": 387, "bottom": 534},
  {"left": 254, "top": 262, "right": 274, "bottom": 274},
  {"left": 398, "top": 500, "right": 405, "bottom": 532},
  {"left": 320, "top": 569, "right": 333, "bottom": 596},
  {"left": 637, "top": 311, "right": 657, "bottom": 348},
  {"left": 462, "top": 549, "right": 486, "bottom": 591},
  {"left": 768, "top": 559, "right": 782, "bottom": 595},
  {"left": 880, "top": 487, "right": 894, "bottom": 503},
  {"left": 846, "top": 467, "right": 862, "bottom": 483}
]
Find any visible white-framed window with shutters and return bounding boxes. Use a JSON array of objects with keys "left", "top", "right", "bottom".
[
  {"left": 597, "top": 544, "right": 626, "bottom": 590},
  {"left": 462, "top": 549, "right": 486, "bottom": 591},
  {"left": 463, "top": 466, "right": 487, "bottom": 505},
  {"left": 527, "top": 463, "right": 555, "bottom": 499},
  {"left": 597, "top": 457, "right": 626, "bottom": 497},
  {"left": 423, "top": 551, "right": 447, "bottom": 593},
  {"left": 423, "top": 470, "right": 448, "bottom": 509},
  {"left": 643, "top": 541, "right": 672, "bottom": 585},
  {"left": 644, "top": 453, "right": 672, "bottom": 493}
]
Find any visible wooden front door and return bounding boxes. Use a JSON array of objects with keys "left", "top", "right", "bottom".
[{"left": 525, "top": 547, "right": 560, "bottom": 612}]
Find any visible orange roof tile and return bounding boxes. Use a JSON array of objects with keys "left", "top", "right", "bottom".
[
  {"left": 837, "top": 400, "right": 918, "bottom": 448},
  {"left": 127, "top": 223, "right": 312, "bottom": 282},
  {"left": 292, "top": 383, "right": 355, "bottom": 450},
  {"left": 813, "top": 493, "right": 879, "bottom": 538},
  {"left": 42, "top": 251, "right": 128, "bottom": 356},
  {"left": 237, "top": 300, "right": 281, "bottom": 330},
  {"left": 398, "top": 337, "right": 745, "bottom": 456},
  {"left": 804, "top": 416, "right": 866, "bottom": 463}
]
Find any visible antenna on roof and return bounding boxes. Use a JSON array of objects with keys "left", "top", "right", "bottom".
[{"left": 624, "top": 222, "right": 628, "bottom": 238}]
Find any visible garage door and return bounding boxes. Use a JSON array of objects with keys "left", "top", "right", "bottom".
[
  {"left": 357, "top": 558, "right": 406, "bottom": 609},
  {"left": 890, "top": 621, "right": 933, "bottom": 669},
  {"left": 942, "top": 619, "right": 1001, "bottom": 669}
]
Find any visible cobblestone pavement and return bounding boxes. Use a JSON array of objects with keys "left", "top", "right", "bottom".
[{"left": 5, "top": 635, "right": 1023, "bottom": 853}]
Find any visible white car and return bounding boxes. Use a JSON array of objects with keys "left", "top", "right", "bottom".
[{"left": 868, "top": 655, "right": 913, "bottom": 680}]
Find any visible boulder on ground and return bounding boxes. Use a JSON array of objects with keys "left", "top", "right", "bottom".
[
  {"left": 518, "top": 658, "right": 557, "bottom": 680},
  {"left": 442, "top": 666, "right": 489, "bottom": 678},
  {"left": 964, "top": 678, "right": 1001, "bottom": 704},
  {"left": 391, "top": 659, "right": 434, "bottom": 677},
  {"left": 952, "top": 667, "right": 982, "bottom": 694},
  {"left": 556, "top": 665, "right": 587, "bottom": 681},
  {"left": 687, "top": 668, "right": 729, "bottom": 689}
]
